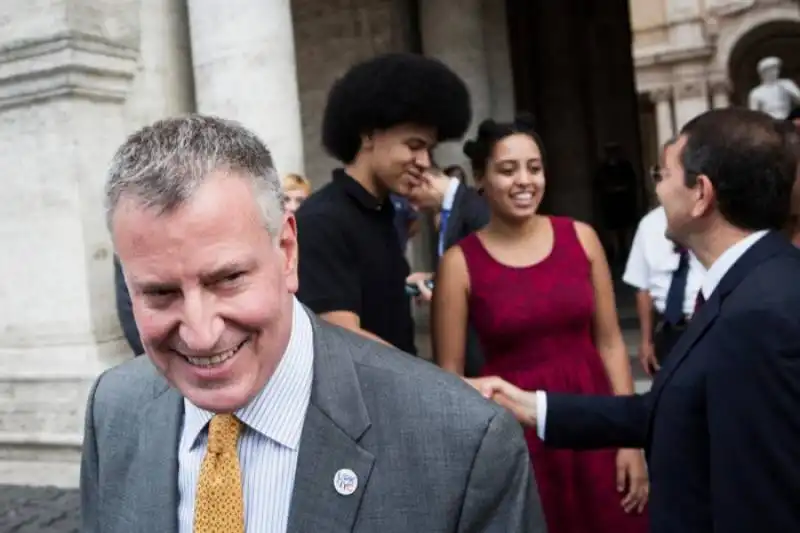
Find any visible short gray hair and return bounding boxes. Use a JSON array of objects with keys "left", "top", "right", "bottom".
[{"left": 105, "top": 115, "right": 284, "bottom": 235}]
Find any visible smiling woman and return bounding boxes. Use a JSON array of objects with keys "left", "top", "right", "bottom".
[{"left": 432, "top": 115, "right": 649, "bottom": 533}]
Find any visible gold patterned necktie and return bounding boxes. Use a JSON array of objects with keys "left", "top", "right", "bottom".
[{"left": 194, "top": 414, "right": 244, "bottom": 533}]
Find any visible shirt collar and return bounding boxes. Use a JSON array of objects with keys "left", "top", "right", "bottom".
[
  {"left": 700, "top": 230, "right": 769, "bottom": 299},
  {"left": 333, "top": 168, "right": 392, "bottom": 213},
  {"left": 442, "top": 177, "right": 461, "bottom": 212},
  {"left": 182, "top": 297, "right": 315, "bottom": 452}
]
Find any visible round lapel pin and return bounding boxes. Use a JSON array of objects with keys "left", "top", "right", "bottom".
[{"left": 333, "top": 468, "right": 358, "bottom": 496}]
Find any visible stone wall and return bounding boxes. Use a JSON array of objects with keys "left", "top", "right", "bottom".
[{"left": 0, "top": 0, "right": 195, "bottom": 487}]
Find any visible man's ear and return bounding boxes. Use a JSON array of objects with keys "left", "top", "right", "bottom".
[
  {"left": 692, "top": 173, "right": 716, "bottom": 218},
  {"left": 361, "top": 132, "right": 374, "bottom": 151}
]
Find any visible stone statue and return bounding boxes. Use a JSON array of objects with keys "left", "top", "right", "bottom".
[{"left": 748, "top": 56, "right": 800, "bottom": 120}]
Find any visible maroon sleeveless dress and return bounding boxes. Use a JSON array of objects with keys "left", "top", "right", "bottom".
[{"left": 460, "top": 216, "right": 648, "bottom": 533}]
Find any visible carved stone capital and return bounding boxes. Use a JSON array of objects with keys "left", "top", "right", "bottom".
[
  {"left": 673, "top": 79, "right": 706, "bottom": 100},
  {"left": 649, "top": 87, "right": 673, "bottom": 104},
  {"left": 0, "top": 32, "right": 139, "bottom": 111}
]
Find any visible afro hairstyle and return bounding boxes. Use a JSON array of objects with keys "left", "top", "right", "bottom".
[{"left": 321, "top": 53, "right": 472, "bottom": 164}]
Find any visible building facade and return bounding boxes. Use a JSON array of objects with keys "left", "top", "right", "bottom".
[
  {"left": 631, "top": 0, "right": 800, "bottom": 177},
  {"left": 0, "top": 0, "right": 796, "bottom": 487}
]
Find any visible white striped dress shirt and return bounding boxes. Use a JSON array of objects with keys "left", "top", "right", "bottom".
[{"left": 178, "top": 298, "right": 314, "bottom": 533}]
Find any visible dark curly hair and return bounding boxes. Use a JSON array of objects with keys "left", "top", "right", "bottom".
[
  {"left": 321, "top": 53, "right": 472, "bottom": 164},
  {"left": 680, "top": 108, "right": 795, "bottom": 231},
  {"left": 463, "top": 113, "right": 545, "bottom": 177}
]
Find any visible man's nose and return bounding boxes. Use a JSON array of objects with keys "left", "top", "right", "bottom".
[
  {"left": 178, "top": 292, "right": 224, "bottom": 353},
  {"left": 416, "top": 150, "right": 431, "bottom": 169}
]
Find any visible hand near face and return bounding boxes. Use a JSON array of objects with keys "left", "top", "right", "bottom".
[
  {"left": 407, "top": 170, "right": 449, "bottom": 211},
  {"left": 465, "top": 376, "right": 538, "bottom": 428}
]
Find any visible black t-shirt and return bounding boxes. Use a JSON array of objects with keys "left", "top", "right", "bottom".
[{"left": 295, "top": 169, "right": 416, "bottom": 354}]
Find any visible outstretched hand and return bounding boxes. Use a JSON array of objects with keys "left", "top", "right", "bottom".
[{"left": 465, "top": 376, "right": 538, "bottom": 428}]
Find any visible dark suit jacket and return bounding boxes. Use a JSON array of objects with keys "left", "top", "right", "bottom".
[
  {"left": 114, "top": 256, "right": 143, "bottom": 355},
  {"left": 544, "top": 232, "right": 800, "bottom": 533},
  {"left": 441, "top": 184, "right": 491, "bottom": 252},
  {"left": 439, "top": 184, "right": 490, "bottom": 377}
]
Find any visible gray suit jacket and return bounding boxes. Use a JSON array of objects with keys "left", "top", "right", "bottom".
[{"left": 81, "top": 314, "right": 546, "bottom": 533}]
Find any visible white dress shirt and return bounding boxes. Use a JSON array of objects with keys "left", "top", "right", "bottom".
[
  {"left": 536, "top": 230, "right": 769, "bottom": 440},
  {"left": 178, "top": 297, "right": 314, "bottom": 533},
  {"left": 438, "top": 177, "right": 463, "bottom": 256},
  {"left": 623, "top": 207, "right": 705, "bottom": 315}
]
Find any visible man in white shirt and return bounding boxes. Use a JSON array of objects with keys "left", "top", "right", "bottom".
[
  {"left": 623, "top": 205, "right": 705, "bottom": 373},
  {"left": 469, "top": 108, "right": 800, "bottom": 533}
]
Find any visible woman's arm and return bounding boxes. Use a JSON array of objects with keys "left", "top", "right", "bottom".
[
  {"left": 432, "top": 245, "right": 471, "bottom": 375},
  {"left": 575, "top": 221, "right": 635, "bottom": 395}
]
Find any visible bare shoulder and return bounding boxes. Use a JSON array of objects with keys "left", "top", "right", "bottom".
[
  {"left": 439, "top": 242, "right": 467, "bottom": 271},
  {"left": 571, "top": 219, "right": 603, "bottom": 259}
]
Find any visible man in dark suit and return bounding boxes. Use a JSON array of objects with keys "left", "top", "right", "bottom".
[
  {"left": 408, "top": 167, "right": 490, "bottom": 376},
  {"left": 471, "top": 108, "right": 800, "bottom": 532}
]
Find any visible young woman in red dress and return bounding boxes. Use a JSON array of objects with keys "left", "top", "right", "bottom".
[{"left": 432, "top": 116, "right": 649, "bottom": 533}]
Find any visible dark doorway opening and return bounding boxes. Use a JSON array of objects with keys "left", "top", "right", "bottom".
[{"left": 504, "top": 0, "right": 646, "bottom": 243}]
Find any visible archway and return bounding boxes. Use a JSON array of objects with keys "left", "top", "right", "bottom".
[{"left": 727, "top": 19, "right": 800, "bottom": 106}]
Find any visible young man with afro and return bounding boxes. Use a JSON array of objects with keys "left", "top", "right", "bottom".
[{"left": 295, "top": 53, "right": 472, "bottom": 354}]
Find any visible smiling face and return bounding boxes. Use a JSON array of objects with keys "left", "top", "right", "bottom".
[
  {"left": 478, "top": 133, "right": 545, "bottom": 221},
  {"left": 112, "top": 171, "right": 298, "bottom": 413},
  {"left": 364, "top": 123, "right": 435, "bottom": 196}
]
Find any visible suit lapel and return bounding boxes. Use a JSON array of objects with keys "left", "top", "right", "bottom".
[
  {"left": 136, "top": 382, "right": 182, "bottom": 533},
  {"left": 645, "top": 232, "right": 791, "bottom": 445},
  {"left": 287, "top": 316, "right": 375, "bottom": 533},
  {"left": 443, "top": 187, "right": 463, "bottom": 250}
]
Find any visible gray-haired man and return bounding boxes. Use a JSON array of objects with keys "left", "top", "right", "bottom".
[{"left": 81, "top": 115, "right": 545, "bottom": 533}]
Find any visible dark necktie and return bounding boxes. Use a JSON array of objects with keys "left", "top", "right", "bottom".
[
  {"left": 694, "top": 291, "right": 706, "bottom": 314},
  {"left": 664, "top": 247, "right": 690, "bottom": 325}
]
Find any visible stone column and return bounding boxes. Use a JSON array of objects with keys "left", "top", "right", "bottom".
[
  {"left": 187, "top": 0, "right": 305, "bottom": 175},
  {"left": 709, "top": 78, "right": 731, "bottom": 109},
  {"left": 481, "top": 0, "right": 515, "bottom": 122},
  {"left": 0, "top": 0, "right": 141, "bottom": 487},
  {"left": 419, "top": 0, "right": 491, "bottom": 172},
  {"left": 650, "top": 87, "right": 675, "bottom": 149},
  {"left": 673, "top": 79, "right": 710, "bottom": 131}
]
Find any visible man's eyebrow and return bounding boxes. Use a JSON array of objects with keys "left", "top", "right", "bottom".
[
  {"left": 136, "top": 280, "right": 180, "bottom": 293},
  {"left": 200, "top": 263, "right": 246, "bottom": 283},
  {"left": 199, "top": 259, "right": 255, "bottom": 283}
]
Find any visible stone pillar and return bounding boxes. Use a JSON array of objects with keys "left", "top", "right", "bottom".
[
  {"left": 419, "top": 0, "right": 491, "bottom": 172},
  {"left": 124, "top": 0, "right": 196, "bottom": 128},
  {"left": 709, "top": 78, "right": 731, "bottom": 109},
  {"left": 187, "top": 0, "right": 305, "bottom": 176},
  {"left": 481, "top": 0, "right": 516, "bottom": 122},
  {"left": 673, "top": 79, "right": 710, "bottom": 131},
  {"left": 0, "top": 0, "right": 141, "bottom": 486},
  {"left": 651, "top": 87, "right": 675, "bottom": 149}
]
